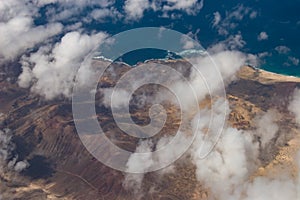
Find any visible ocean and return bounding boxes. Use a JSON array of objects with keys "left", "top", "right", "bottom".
[{"left": 37, "top": 0, "right": 300, "bottom": 76}]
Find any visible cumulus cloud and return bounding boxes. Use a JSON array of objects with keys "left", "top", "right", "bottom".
[
  {"left": 38, "top": 0, "right": 116, "bottom": 24},
  {"left": 40, "top": 0, "right": 113, "bottom": 7},
  {"left": 258, "top": 51, "right": 271, "bottom": 58},
  {"left": 2, "top": 1, "right": 299, "bottom": 200},
  {"left": 249, "top": 10, "right": 258, "bottom": 19},
  {"left": 193, "top": 128, "right": 256, "bottom": 198},
  {"left": 288, "top": 56, "right": 300, "bottom": 66},
  {"left": 158, "top": 49, "right": 256, "bottom": 113},
  {"left": 13, "top": 160, "right": 30, "bottom": 172},
  {"left": 190, "top": 102, "right": 298, "bottom": 200},
  {"left": 255, "top": 110, "right": 279, "bottom": 148},
  {"left": 123, "top": 133, "right": 190, "bottom": 194},
  {"left": 0, "top": 1, "right": 37, "bottom": 22},
  {"left": 244, "top": 176, "right": 299, "bottom": 200},
  {"left": 190, "top": 99, "right": 259, "bottom": 199},
  {"left": 208, "top": 33, "right": 247, "bottom": 53},
  {"left": 275, "top": 45, "right": 291, "bottom": 54},
  {"left": 0, "top": 0, "right": 121, "bottom": 65},
  {"left": 213, "top": 5, "right": 256, "bottom": 36},
  {"left": 212, "top": 11, "right": 221, "bottom": 27},
  {"left": 243, "top": 150, "right": 300, "bottom": 200},
  {"left": 123, "top": 97, "right": 289, "bottom": 200},
  {"left": 18, "top": 31, "right": 108, "bottom": 99},
  {"left": 0, "top": 1, "right": 63, "bottom": 62},
  {"left": 123, "top": 140, "right": 153, "bottom": 195},
  {"left": 187, "top": 81, "right": 300, "bottom": 200},
  {"left": 122, "top": 81, "right": 296, "bottom": 200},
  {"left": 203, "top": 49, "right": 251, "bottom": 80},
  {"left": 90, "top": 8, "right": 122, "bottom": 22},
  {"left": 124, "top": 0, "right": 150, "bottom": 21},
  {"left": 258, "top": 32, "right": 269, "bottom": 41},
  {"left": 123, "top": 0, "right": 204, "bottom": 20},
  {"left": 101, "top": 38, "right": 257, "bottom": 121},
  {"left": 121, "top": 39, "right": 258, "bottom": 195},
  {"left": 162, "top": 0, "right": 204, "bottom": 15},
  {"left": 102, "top": 88, "right": 131, "bottom": 109},
  {"left": 18, "top": 32, "right": 254, "bottom": 101},
  {"left": 0, "top": 18, "right": 63, "bottom": 62}
]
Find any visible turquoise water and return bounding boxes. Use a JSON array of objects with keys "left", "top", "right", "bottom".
[{"left": 36, "top": 0, "right": 300, "bottom": 76}]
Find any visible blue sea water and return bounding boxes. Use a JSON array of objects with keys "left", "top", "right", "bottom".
[{"left": 36, "top": 0, "right": 300, "bottom": 76}]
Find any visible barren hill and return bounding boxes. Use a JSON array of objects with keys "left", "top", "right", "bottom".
[{"left": 0, "top": 62, "right": 300, "bottom": 200}]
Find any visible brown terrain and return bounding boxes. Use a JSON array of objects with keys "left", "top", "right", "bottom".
[{"left": 0, "top": 60, "right": 300, "bottom": 200}]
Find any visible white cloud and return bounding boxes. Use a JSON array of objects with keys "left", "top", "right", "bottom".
[
  {"left": 162, "top": 0, "right": 204, "bottom": 15},
  {"left": 124, "top": 0, "right": 150, "bottom": 21},
  {"left": 123, "top": 140, "right": 153, "bottom": 195},
  {"left": 0, "top": 17, "right": 63, "bottom": 62},
  {"left": 0, "top": 1, "right": 38, "bottom": 22},
  {"left": 191, "top": 101, "right": 298, "bottom": 200},
  {"left": 258, "top": 51, "right": 271, "bottom": 58},
  {"left": 44, "top": 0, "right": 115, "bottom": 23},
  {"left": 102, "top": 88, "right": 131, "bottom": 109},
  {"left": 0, "top": 1, "right": 63, "bottom": 62},
  {"left": 90, "top": 8, "right": 122, "bottom": 22},
  {"left": 249, "top": 11, "right": 258, "bottom": 19},
  {"left": 34, "top": 0, "right": 114, "bottom": 8},
  {"left": 123, "top": 0, "right": 204, "bottom": 20},
  {"left": 18, "top": 35, "right": 256, "bottom": 101},
  {"left": 121, "top": 40, "right": 259, "bottom": 196},
  {"left": 213, "top": 11, "right": 221, "bottom": 27},
  {"left": 255, "top": 110, "right": 279, "bottom": 148},
  {"left": 208, "top": 33, "right": 247, "bottom": 53},
  {"left": 213, "top": 5, "right": 256, "bottom": 36},
  {"left": 243, "top": 150, "right": 300, "bottom": 200},
  {"left": 275, "top": 46, "right": 291, "bottom": 54},
  {"left": 168, "top": 48, "right": 257, "bottom": 112},
  {"left": 288, "top": 56, "right": 300, "bottom": 66},
  {"left": 13, "top": 160, "right": 30, "bottom": 172},
  {"left": 193, "top": 128, "right": 256, "bottom": 198},
  {"left": 229, "top": 4, "right": 251, "bottom": 20},
  {"left": 104, "top": 38, "right": 257, "bottom": 114},
  {"left": 18, "top": 31, "right": 108, "bottom": 99},
  {"left": 258, "top": 31, "right": 269, "bottom": 41},
  {"left": 244, "top": 177, "right": 299, "bottom": 200},
  {"left": 284, "top": 56, "right": 300, "bottom": 67},
  {"left": 123, "top": 133, "right": 190, "bottom": 194}
]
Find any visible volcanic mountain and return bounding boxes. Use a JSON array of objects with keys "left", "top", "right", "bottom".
[{"left": 0, "top": 60, "right": 300, "bottom": 200}]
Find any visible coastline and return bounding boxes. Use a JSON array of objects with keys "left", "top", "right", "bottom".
[
  {"left": 93, "top": 55, "right": 300, "bottom": 84},
  {"left": 238, "top": 65, "right": 300, "bottom": 84}
]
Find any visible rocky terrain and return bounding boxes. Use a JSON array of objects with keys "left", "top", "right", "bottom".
[{"left": 0, "top": 60, "right": 300, "bottom": 200}]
